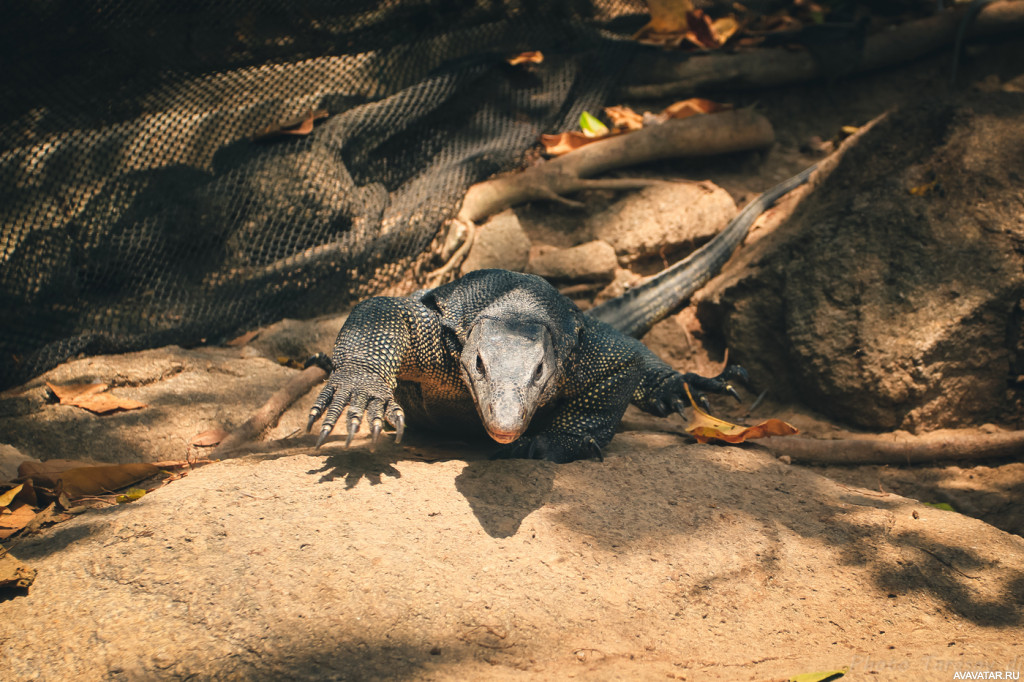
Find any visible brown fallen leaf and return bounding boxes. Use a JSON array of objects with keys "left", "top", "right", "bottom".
[
  {"left": 254, "top": 108, "right": 329, "bottom": 140},
  {"left": 56, "top": 464, "right": 162, "bottom": 499},
  {"left": 190, "top": 428, "right": 230, "bottom": 447},
  {"left": 665, "top": 97, "right": 728, "bottom": 119},
  {"left": 19, "top": 460, "right": 161, "bottom": 499},
  {"left": 45, "top": 381, "right": 146, "bottom": 415},
  {"left": 18, "top": 458, "right": 98, "bottom": 482},
  {"left": 634, "top": 0, "right": 693, "bottom": 45},
  {"left": 683, "top": 9, "right": 720, "bottom": 49},
  {"left": 0, "top": 504, "right": 38, "bottom": 539},
  {"left": 684, "top": 385, "right": 799, "bottom": 444},
  {"left": 908, "top": 180, "right": 937, "bottom": 196},
  {"left": 226, "top": 329, "right": 260, "bottom": 347},
  {"left": 604, "top": 105, "right": 645, "bottom": 131},
  {"left": 507, "top": 51, "right": 543, "bottom": 65}
]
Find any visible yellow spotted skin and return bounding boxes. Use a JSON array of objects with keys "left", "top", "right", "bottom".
[{"left": 308, "top": 269, "right": 731, "bottom": 462}]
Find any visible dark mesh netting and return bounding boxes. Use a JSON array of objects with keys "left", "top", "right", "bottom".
[{"left": 0, "top": 0, "right": 644, "bottom": 389}]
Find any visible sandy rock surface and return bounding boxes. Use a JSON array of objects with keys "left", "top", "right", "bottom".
[{"left": 4, "top": 424, "right": 1023, "bottom": 681}]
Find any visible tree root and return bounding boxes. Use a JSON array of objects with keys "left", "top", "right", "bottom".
[
  {"left": 211, "top": 364, "right": 327, "bottom": 460},
  {"left": 762, "top": 429, "right": 1024, "bottom": 466},
  {"left": 619, "top": 0, "right": 1024, "bottom": 99},
  {"left": 456, "top": 108, "right": 774, "bottom": 224}
]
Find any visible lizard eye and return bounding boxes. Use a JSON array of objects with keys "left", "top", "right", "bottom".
[{"left": 476, "top": 353, "right": 486, "bottom": 376}]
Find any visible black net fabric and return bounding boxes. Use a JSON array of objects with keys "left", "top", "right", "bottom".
[{"left": 0, "top": 0, "right": 643, "bottom": 389}]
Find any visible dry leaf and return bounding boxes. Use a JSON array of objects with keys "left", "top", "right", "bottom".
[
  {"left": 711, "top": 15, "right": 740, "bottom": 43},
  {"left": 56, "top": 463, "right": 162, "bottom": 499},
  {"left": 604, "top": 105, "right": 645, "bottom": 131},
  {"left": 191, "top": 428, "right": 230, "bottom": 447},
  {"left": 684, "top": 385, "right": 798, "bottom": 444},
  {"left": 45, "top": 381, "right": 146, "bottom": 415},
  {"left": 18, "top": 459, "right": 97, "bottom": 482},
  {"left": 0, "top": 551, "right": 36, "bottom": 590},
  {"left": 19, "top": 460, "right": 160, "bottom": 499},
  {"left": 664, "top": 98, "right": 728, "bottom": 120},
  {"left": 0, "top": 483, "right": 23, "bottom": 508},
  {"left": 541, "top": 131, "right": 607, "bottom": 156},
  {"left": 507, "top": 51, "right": 543, "bottom": 65},
  {"left": 0, "top": 504, "right": 38, "bottom": 539},
  {"left": 226, "top": 329, "right": 260, "bottom": 347},
  {"left": 46, "top": 381, "right": 106, "bottom": 402},
  {"left": 254, "top": 108, "right": 329, "bottom": 140},
  {"left": 683, "top": 9, "right": 720, "bottom": 48},
  {"left": 908, "top": 180, "right": 937, "bottom": 196},
  {"left": 635, "top": 0, "right": 694, "bottom": 39}
]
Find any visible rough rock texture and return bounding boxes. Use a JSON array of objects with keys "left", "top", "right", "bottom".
[
  {"left": 3, "top": 429, "right": 1023, "bottom": 682},
  {"left": 587, "top": 180, "right": 736, "bottom": 265},
  {"left": 460, "top": 210, "right": 531, "bottom": 275},
  {"left": 526, "top": 240, "right": 618, "bottom": 281},
  {"left": 697, "top": 94, "right": 1024, "bottom": 431},
  {"left": 0, "top": 317, "right": 344, "bottom": 464}
]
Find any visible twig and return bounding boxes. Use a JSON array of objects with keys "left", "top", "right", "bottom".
[
  {"left": 762, "top": 429, "right": 1024, "bottom": 465},
  {"left": 619, "top": 0, "right": 1024, "bottom": 99},
  {"left": 211, "top": 364, "right": 328, "bottom": 459}
]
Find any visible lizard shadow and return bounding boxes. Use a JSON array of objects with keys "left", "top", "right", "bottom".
[{"left": 309, "top": 432, "right": 555, "bottom": 539}]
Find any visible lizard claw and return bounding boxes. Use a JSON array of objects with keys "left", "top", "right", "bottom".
[
  {"left": 370, "top": 419, "right": 383, "bottom": 450},
  {"left": 724, "top": 383, "right": 742, "bottom": 402},
  {"left": 315, "top": 425, "right": 333, "bottom": 449},
  {"left": 345, "top": 417, "right": 360, "bottom": 447},
  {"left": 393, "top": 410, "right": 405, "bottom": 445}
]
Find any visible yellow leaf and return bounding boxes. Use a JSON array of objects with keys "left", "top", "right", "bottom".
[
  {"left": 0, "top": 483, "right": 24, "bottom": 508},
  {"left": 116, "top": 488, "right": 147, "bottom": 504},
  {"left": 684, "top": 384, "right": 799, "bottom": 444}
]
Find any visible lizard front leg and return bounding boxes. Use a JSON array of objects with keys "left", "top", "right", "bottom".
[
  {"left": 307, "top": 296, "right": 442, "bottom": 448},
  {"left": 630, "top": 341, "right": 747, "bottom": 417}
]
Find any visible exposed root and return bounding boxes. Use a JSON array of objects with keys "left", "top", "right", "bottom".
[{"left": 763, "top": 428, "right": 1024, "bottom": 465}]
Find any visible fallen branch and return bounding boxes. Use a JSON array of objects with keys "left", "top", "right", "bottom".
[
  {"left": 762, "top": 429, "right": 1024, "bottom": 466},
  {"left": 457, "top": 108, "right": 774, "bottom": 224},
  {"left": 211, "top": 364, "right": 327, "bottom": 459},
  {"left": 619, "top": 0, "right": 1024, "bottom": 99}
]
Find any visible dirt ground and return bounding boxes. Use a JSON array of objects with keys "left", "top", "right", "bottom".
[{"left": 3, "top": 34, "right": 1024, "bottom": 682}]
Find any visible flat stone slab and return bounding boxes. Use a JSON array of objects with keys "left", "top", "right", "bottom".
[{"left": 3, "top": 427, "right": 1022, "bottom": 681}]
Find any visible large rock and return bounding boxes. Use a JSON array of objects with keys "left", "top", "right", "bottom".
[
  {"left": 460, "top": 210, "right": 531, "bottom": 275},
  {"left": 697, "top": 95, "right": 1024, "bottom": 431},
  {"left": 3, "top": 430, "right": 1022, "bottom": 681},
  {"left": 526, "top": 240, "right": 618, "bottom": 281},
  {"left": 588, "top": 180, "right": 736, "bottom": 263}
]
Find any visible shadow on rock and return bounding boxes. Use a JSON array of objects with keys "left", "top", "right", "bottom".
[
  {"left": 309, "top": 449, "right": 403, "bottom": 489},
  {"left": 455, "top": 459, "right": 555, "bottom": 539}
]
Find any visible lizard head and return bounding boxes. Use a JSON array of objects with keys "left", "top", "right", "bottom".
[{"left": 460, "top": 317, "right": 558, "bottom": 444}]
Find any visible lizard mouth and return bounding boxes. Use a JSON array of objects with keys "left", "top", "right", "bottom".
[{"left": 485, "top": 427, "right": 522, "bottom": 444}]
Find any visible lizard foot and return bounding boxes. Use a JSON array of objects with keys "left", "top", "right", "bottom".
[{"left": 649, "top": 364, "right": 750, "bottom": 416}]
